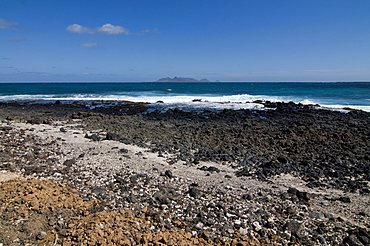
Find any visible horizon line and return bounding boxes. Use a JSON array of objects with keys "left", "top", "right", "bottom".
[{"left": 0, "top": 80, "right": 369, "bottom": 83}]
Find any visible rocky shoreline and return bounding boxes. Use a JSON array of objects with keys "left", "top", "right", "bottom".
[{"left": 0, "top": 101, "right": 369, "bottom": 245}]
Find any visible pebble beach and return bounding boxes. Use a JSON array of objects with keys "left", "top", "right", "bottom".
[{"left": 0, "top": 101, "right": 369, "bottom": 245}]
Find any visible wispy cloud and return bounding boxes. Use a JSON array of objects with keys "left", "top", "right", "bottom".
[
  {"left": 141, "top": 29, "right": 160, "bottom": 34},
  {"left": 0, "top": 18, "right": 20, "bottom": 31},
  {"left": 66, "top": 23, "right": 131, "bottom": 35},
  {"left": 8, "top": 38, "right": 26, "bottom": 42},
  {"left": 79, "top": 42, "right": 98, "bottom": 47}
]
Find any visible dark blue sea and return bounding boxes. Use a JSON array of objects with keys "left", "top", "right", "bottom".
[{"left": 0, "top": 82, "right": 369, "bottom": 112}]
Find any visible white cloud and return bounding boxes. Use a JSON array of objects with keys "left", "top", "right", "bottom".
[
  {"left": 96, "top": 23, "right": 130, "bottom": 35},
  {"left": 66, "top": 24, "right": 95, "bottom": 34},
  {"left": 0, "top": 18, "right": 20, "bottom": 30},
  {"left": 79, "top": 42, "right": 98, "bottom": 47},
  {"left": 66, "top": 23, "right": 130, "bottom": 35}
]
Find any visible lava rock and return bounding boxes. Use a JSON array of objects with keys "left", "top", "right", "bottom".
[
  {"left": 287, "top": 187, "right": 313, "bottom": 201},
  {"left": 283, "top": 220, "right": 306, "bottom": 238},
  {"left": 154, "top": 187, "right": 179, "bottom": 204},
  {"left": 119, "top": 148, "right": 129, "bottom": 153},
  {"left": 198, "top": 166, "right": 221, "bottom": 173},
  {"left": 338, "top": 196, "right": 351, "bottom": 203},
  {"left": 1, "top": 126, "right": 13, "bottom": 131},
  {"left": 343, "top": 228, "right": 370, "bottom": 246},
  {"left": 164, "top": 170, "right": 174, "bottom": 178},
  {"left": 85, "top": 133, "right": 101, "bottom": 141},
  {"left": 188, "top": 187, "right": 201, "bottom": 198},
  {"left": 63, "top": 159, "right": 76, "bottom": 167},
  {"left": 242, "top": 193, "right": 254, "bottom": 200},
  {"left": 105, "top": 132, "right": 121, "bottom": 141},
  {"left": 309, "top": 212, "right": 325, "bottom": 220}
]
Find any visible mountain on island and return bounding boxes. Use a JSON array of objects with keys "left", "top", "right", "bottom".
[{"left": 157, "top": 77, "right": 210, "bottom": 82}]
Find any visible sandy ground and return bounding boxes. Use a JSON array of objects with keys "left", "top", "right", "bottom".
[
  {"left": 5, "top": 121, "right": 356, "bottom": 195},
  {"left": 0, "top": 171, "right": 21, "bottom": 184}
]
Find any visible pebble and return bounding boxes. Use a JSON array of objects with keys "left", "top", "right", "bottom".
[
  {"left": 226, "top": 212, "right": 236, "bottom": 218},
  {"left": 164, "top": 170, "right": 174, "bottom": 178},
  {"left": 242, "top": 193, "right": 254, "bottom": 200},
  {"left": 321, "top": 201, "right": 329, "bottom": 206},
  {"left": 317, "top": 235, "right": 327, "bottom": 244},
  {"left": 239, "top": 228, "right": 248, "bottom": 236},
  {"left": 309, "top": 212, "right": 325, "bottom": 220},
  {"left": 234, "top": 220, "right": 242, "bottom": 226},
  {"left": 188, "top": 187, "right": 201, "bottom": 198},
  {"left": 252, "top": 221, "right": 262, "bottom": 231},
  {"left": 339, "top": 196, "right": 351, "bottom": 203},
  {"left": 195, "top": 222, "right": 204, "bottom": 230}
]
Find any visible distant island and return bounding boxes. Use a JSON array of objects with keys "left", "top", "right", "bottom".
[{"left": 156, "top": 77, "right": 210, "bottom": 82}]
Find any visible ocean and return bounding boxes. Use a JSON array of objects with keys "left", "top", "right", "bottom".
[{"left": 0, "top": 82, "right": 369, "bottom": 112}]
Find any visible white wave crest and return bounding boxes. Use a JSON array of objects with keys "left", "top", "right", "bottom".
[{"left": 1, "top": 93, "right": 369, "bottom": 112}]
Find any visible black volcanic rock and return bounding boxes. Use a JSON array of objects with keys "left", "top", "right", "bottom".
[
  {"left": 1, "top": 101, "right": 370, "bottom": 194},
  {"left": 0, "top": 101, "right": 370, "bottom": 245}
]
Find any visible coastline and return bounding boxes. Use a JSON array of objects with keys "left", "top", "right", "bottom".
[
  {"left": 1, "top": 82, "right": 369, "bottom": 113},
  {"left": 0, "top": 101, "right": 369, "bottom": 245}
]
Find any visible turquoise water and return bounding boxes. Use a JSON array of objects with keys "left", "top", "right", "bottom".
[{"left": 0, "top": 82, "right": 369, "bottom": 111}]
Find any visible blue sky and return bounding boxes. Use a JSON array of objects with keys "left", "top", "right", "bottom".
[{"left": 1, "top": 0, "right": 370, "bottom": 82}]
